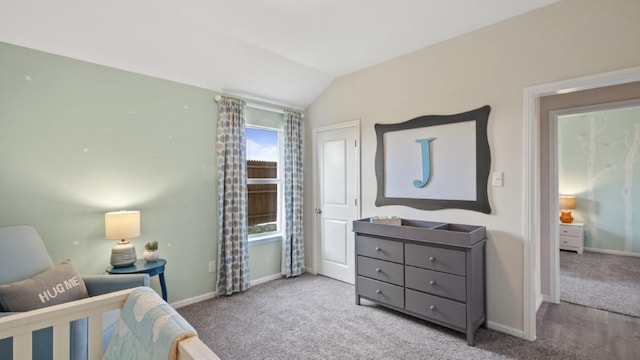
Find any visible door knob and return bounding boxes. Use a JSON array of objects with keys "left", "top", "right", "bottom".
[{"left": 314, "top": 208, "right": 322, "bottom": 214}]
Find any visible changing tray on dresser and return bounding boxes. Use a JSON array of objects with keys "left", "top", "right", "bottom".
[{"left": 353, "top": 218, "right": 487, "bottom": 346}]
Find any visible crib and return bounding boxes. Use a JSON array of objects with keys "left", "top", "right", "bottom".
[{"left": 0, "top": 288, "right": 219, "bottom": 360}]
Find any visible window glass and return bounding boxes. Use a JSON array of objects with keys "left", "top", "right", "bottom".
[{"left": 246, "top": 126, "right": 282, "bottom": 238}]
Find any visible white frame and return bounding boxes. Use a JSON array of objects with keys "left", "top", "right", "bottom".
[
  {"left": 523, "top": 66, "right": 640, "bottom": 341},
  {"left": 246, "top": 124, "right": 284, "bottom": 243}
]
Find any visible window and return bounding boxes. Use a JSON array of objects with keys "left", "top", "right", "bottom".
[{"left": 246, "top": 126, "right": 283, "bottom": 241}]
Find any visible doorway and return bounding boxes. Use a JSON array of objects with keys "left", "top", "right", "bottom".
[
  {"left": 523, "top": 67, "right": 640, "bottom": 341},
  {"left": 548, "top": 101, "right": 640, "bottom": 305},
  {"left": 313, "top": 120, "right": 360, "bottom": 284}
]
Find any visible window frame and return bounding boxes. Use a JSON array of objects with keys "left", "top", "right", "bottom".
[{"left": 246, "top": 124, "right": 284, "bottom": 244}]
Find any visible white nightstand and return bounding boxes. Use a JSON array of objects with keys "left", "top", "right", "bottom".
[{"left": 559, "top": 222, "right": 584, "bottom": 254}]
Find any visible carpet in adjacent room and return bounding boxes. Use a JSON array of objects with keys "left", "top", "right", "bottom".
[{"left": 560, "top": 250, "right": 640, "bottom": 318}]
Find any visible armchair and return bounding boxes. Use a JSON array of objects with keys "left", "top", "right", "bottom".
[{"left": 0, "top": 225, "right": 149, "bottom": 360}]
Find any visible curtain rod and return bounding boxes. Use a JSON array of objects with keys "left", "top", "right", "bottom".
[{"left": 214, "top": 95, "right": 303, "bottom": 118}]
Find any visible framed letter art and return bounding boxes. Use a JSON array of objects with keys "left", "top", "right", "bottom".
[{"left": 374, "top": 105, "right": 491, "bottom": 214}]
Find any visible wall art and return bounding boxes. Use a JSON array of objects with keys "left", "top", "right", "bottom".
[{"left": 375, "top": 105, "right": 491, "bottom": 213}]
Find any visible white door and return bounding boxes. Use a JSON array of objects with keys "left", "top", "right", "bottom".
[{"left": 314, "top": 121, "right": 359, "bottom": 284}]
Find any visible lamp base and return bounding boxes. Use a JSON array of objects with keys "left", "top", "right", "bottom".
[
  {"left": 559, "top": 211, "right": 574, "bottom": 224},
  {"left": 110, "top": 241, "right": 136, "bottom": 267}
]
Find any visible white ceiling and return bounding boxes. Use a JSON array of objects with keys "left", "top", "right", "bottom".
[{"left": 0, "top": 0, "right": 559, "bottom": 109}]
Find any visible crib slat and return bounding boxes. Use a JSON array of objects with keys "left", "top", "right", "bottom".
[
  {"left": 13, "top": 332, "right": 32, "bottom": 359},
  {"left": 53, "top": 322, "right": 70, "bottom": 360},
  {"left": 88, "top": 314, "right": 103, "bottom": 360}
]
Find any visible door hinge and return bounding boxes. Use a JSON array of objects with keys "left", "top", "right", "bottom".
[
  {"left": 354, "top": 139, "right": 357, "bottom": 147},
  {"left": 355, "top": 198, "right": 358, "bottom": 206}
]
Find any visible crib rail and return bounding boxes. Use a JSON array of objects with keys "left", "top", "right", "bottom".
[{"left": 0, "top": 288, "right": 218, "bottom": 360}]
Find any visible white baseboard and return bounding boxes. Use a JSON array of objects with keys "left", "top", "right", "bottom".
[
  {"left": 171, "top": 273, "right": 289, "bottom": 309},
  {"left": 170, "top": 291, "right": 217, "bottom": 309},
  {"left": 487, "top": 321, "right": 526, "bottom": 339},
  {"left": 536, "top": 295, "right": 543, "bottom": 311},
  {"left": 584, "top": 247, "right": 640, "bottom": 257},
  {"left": 541, "top": 294, "right": 556, "bottom": 304},
  {"left": 252, "top": 273, "right": 283, "bottom": 286},
  {"left": 305, "top": 266, "right": 316, "bottom": 274}
]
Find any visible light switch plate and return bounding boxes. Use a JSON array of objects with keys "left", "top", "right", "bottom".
[{"left": 491, "top": 171, "right": 503, "bottom": 187}]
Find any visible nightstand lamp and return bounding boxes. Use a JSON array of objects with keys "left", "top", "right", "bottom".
[
  {"left": 105, "top": 210, "right": 140, "bottom": 267},
  {"left": 559, "top": 196, "right": 576, "bottom": 224}
]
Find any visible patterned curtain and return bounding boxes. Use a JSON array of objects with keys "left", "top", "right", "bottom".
[
  {"left": 215, "top": 96, "right": 250, "bottom": 295},
  {"left": 283, "top": 110, "right": 305, "bottom": 277}
]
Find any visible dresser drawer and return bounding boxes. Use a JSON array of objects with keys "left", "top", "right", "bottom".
[
  {"left": 560, "top": 235, "right": 581, "bottom": 248},
  {"left": 405, "top": 289, "right": 466, "bottom": 329},
  {"left": 357, "top": 256, "right": 404, "bottom": 286},
  {"left": 357, "top": 276, "right": 404, "bottom": 309},
  {"left": 405, "top": 244, "right": 466, "bottom": 276},
  {"left": 405, "top": 266, "right": 466, "bottom": 302},
  {"left": 357, "top": 235, "right": 404, "bottom": 263},
  {"left": 559, "top": 225, "right": 582, "bottom": 237}
]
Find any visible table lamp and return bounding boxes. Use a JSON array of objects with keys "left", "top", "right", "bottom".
[
  {"left": 559, "top": 196, "right": 576, "bottom": 224},
  {"left": 105, "top": 210, "right": 140, "bottom": 267}
]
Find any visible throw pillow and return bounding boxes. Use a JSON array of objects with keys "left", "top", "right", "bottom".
[{"left": 0, "top": 260, "right": 89, "bottom": 312}]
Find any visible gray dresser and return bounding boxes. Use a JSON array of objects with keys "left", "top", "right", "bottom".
[{"left": 354, "top": 218, "right": 487, "bottom": 346}]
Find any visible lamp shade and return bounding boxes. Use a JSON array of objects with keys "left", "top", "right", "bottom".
[
  {"left": 105, "top": 211, "right": 140, "bottom": 240},
  {"left": 559, "top": 196, "right": 576, "bottom": 210}
]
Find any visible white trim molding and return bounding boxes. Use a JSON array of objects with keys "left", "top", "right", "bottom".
[
  {"left": 171, "top": 291, "right": 217, "bottom": 309},
  {"left": 584, "top": 247, "right": 640, "bottom": 257},
  {"left": 541, "top": 294, "right": 555, "bottom": 304},
  {"left": 170, "top": 273, "right": 299, "bottom": 309},
  {"left": 251, "top": 273, "right": 284, "bottom": 286},
  {"left": 523, "top": 66, "right": 640, "bottom": 342},
  {"left": 487, "top": 321, "right": 525, "bottom": 339}
]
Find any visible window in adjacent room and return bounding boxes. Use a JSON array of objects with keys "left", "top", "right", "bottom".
[{"left": 246, "top": 125, "right": 283, "bottom": 241}]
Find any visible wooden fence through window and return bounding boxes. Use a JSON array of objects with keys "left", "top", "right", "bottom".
[{"left": 247, "top": 160, "right": 277, "bottom": 226}]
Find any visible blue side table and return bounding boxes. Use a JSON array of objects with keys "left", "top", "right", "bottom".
[{"left": 106, "top": 259, "right": 168, "bottom": 301}]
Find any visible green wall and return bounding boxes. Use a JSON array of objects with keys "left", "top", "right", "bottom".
[
  {"left": 249, "top": 241, "right": 282, "bottom": 281},
  {"left": 0, "top": 42, "right": 281, "bottom": 301},
  {"left": 559, "top": 105, "right": 640, "bottom": 253}
]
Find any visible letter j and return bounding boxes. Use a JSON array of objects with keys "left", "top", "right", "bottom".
[{"left": 413, "top": 137, "right": 435, "bottom": 188}]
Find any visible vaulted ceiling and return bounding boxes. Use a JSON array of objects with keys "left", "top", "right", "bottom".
[{"left": 0, "top": 0, "right": 559, "bottom": 109}]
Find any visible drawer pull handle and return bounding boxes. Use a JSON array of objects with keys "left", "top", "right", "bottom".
[
  {"left": 376, "top": 289, "right": 381, "bottom": 294},
  {"left": 429, "top": 280, "right": 436, "bottom": 285},
  {"left": 430, "top": 305, "right": 436, "bottom": 311},
  {"left": 375, "top": 246, "right": 381, "bottom": 251},
  {"left": 428, "top": 256, "right": 436, "bottom": 262},
  {"left": 375, "top": 268, "right": 381, "bottom": 273}
]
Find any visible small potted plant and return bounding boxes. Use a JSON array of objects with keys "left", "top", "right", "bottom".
[{"left": 143, "top": 241, "right": 159, "bottom": 262}]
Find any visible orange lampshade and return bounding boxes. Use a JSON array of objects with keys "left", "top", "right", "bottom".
[{"left": 559, "top": 196, "right": 576, "bottom": 210}]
